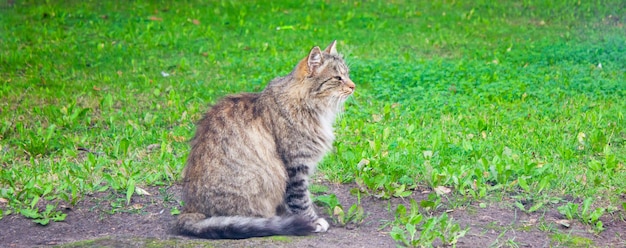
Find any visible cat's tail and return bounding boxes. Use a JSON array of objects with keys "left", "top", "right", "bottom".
[{"left": 175, "top": 213, "right": 315, "bottom": 239}]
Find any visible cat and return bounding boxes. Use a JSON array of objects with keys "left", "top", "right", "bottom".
[{"left": 174, "top": 40, "right": 355, "bottom": 239}]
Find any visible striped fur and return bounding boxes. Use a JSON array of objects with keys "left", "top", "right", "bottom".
[
  {"left": 176, "top": 41, "right": 355, "bottom": 239},
  {"left": 175, "top": 214, "right": 314, "bottom": 239}
]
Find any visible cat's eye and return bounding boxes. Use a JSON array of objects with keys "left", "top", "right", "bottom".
[{"left": 334, "top": 76, "right": 343, "bottom": 81}]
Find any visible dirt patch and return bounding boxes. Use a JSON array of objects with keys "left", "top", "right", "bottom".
[{"left": 1, "top": 183, "right": 624, "bottom": 247}]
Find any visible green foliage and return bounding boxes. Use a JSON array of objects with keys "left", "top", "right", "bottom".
[
  {"left": 309, "top": 184, "right": 329, "bottom": 194},
  {"left": 550, "top": 233, "right": 594, "bottom": 247},
  {"left": 314, "top": 192, "right": 366, "bottom": 227},
  {"left": 390, "top": 199, "right": 469, "bottom": 247},
  {"left": 514, "top": 200, "right": 545, "bottom": 214},
  {"left": 0, "top": 208, "right": 8, "bottom": 220},
  {"left": 314, "top": 194, "right": 341, "bottom": 216},
  {"left": 170, "top": 207, "right": 181, "bottom": 216},
  {"left": 20, "top": 204, "right": 67, "bottom": 226},
  {"left": 17, "top": 123, "right": 60, "bottom": 156},
  {"left": 557, "top": 198, "right": 606, "bottom": 233},
  {"left": 1, "top": 0, "right": 624, "bottom": 229}
]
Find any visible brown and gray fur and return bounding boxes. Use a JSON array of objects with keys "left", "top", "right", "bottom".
[{"left": 175, "top": 41, "right": 355, "bottom": 239}]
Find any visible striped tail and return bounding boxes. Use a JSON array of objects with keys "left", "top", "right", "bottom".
[{"left": 175, "top": 213, "right": 315, "bottom": 239}]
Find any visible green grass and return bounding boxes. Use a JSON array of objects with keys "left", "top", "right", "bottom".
[{"left": 1, "top": 0, "right": 624, "bottom": 239}]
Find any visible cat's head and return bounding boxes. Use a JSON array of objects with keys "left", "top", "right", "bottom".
[{"left": 292, "top": 40, "right": 355, "bottom": 106}]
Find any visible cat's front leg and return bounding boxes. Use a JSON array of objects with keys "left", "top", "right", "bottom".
[{"left": 285, "top": 164, "right": 329, "bottom": 232}]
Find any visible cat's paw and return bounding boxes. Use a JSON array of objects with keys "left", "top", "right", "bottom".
[{"left": 313, "top": 218, "right": 329, "bottom": 232}]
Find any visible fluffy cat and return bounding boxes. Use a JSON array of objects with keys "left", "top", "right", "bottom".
[{"left": 175, "top": 40, "right": 355, "bottom": 239}]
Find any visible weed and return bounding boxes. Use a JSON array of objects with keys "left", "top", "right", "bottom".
[
  {"left": 170, "top": 207, "right": 181, "bottom": 216},
  {"left": 158, "top": 187, "right": 175, "bottom": 204},
  {"left": 419, "top": 193, "right": 444, "bottom": 213},
  {"left": 536, "top": 218, "right": 557, "bottom": 233},
  {"left": 17, "top": 123, "right": 60, "bottom": 157},
  {"left": 314, "top": 192, "right": 366, "bottom": 228},
  {"left": 550, "top": 233, "right": 594, "bottom": 247},
  {"left": 20, "top": 204, "right": 66, "bottom": 226},
  {"left": 390, "top": 199, "right": 469, "bottom": 247},
  {"left": 557, "top": 197, "right": 606, "bottom": 233},
  {"left": 503, "top": 238, "right": 521, "bottom": 248},
  {"left": 514, "top": 199, "right": 545, "bottom": 214},
  {"left": 309, "top": 184, "right": 329, "bottom": 194}
]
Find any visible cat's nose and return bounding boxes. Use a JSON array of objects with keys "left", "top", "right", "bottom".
[{"left": 345, "top": 79, "right": 355, "bottom": 91}]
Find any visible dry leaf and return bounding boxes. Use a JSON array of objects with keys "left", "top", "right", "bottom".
[
  {"left": 580, "top": 174, "right": 587, "bottom": 185},
  {"left": 131, "top": 203, "right": 143, "bottom": 210},
  {"left": 434, "top": 186, "right": 452, "bottom": 195},
  {"left": 148, "top": 16, "right": 163, "bottom": 21},
  {"left": 556, "top": 219, "right": 571, "bottom": 228},
  {"left": 522, "top": 218, "right": 537, "bottom": 227},
  {"left": 503, "top": 146, "right": 513, "bottom": 157},
  {"left": 577, "top": 132, "right": 586, "bottom": 144},
  {"left": 423, "top": 150, "right": 433, "bottom": 158},
  {"left": 146, "top": 144, "right": 160, "bottom": 152},
  {"left": 192, "top": 19, "right": 200, "bottom": 25},
  {"left": 357, "top": 159, "right": 370, "bottom": 170},
  {"left": 0, "top": 197, "right": 8, "bottom": 204},
  {"left": 170, "top": 133, "right": 186, "bottom": 142},
  {"left": 333, "top": 206, "right": 344, "bottom": 216},
  {"left": 135, "top": 186, "right": 151, "bottom": 196}
]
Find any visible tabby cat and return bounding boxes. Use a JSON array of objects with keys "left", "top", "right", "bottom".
[{"left": 175, "top": 40, "right": 355, "bottom": 239}]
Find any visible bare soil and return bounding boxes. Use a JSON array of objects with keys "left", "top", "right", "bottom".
[{"left": 1, "top": 182, "right": 624, "bottom": 247}]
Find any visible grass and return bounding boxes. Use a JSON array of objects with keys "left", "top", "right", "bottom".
[
  {"left": 1, "top": 0, "right": 625, "bottom": 244},
  {"left": 391, "top": 199, "right": 469, "bottom": 247}
]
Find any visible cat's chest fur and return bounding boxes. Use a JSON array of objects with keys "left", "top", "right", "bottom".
[{"left": 316, "top": 111, "right": 336, "bottom": 151}]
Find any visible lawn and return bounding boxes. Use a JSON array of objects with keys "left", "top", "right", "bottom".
[{"left": 1, "top": 0, "right": 625, "bottom": 246}]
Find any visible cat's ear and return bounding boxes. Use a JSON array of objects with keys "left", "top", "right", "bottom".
[
  {"left": 323, "top": 40, "right": 338, "bottom": 55},
  {"left": 295, "top": 46, "right": 324, "bottom": 79},
  {"left": 307, "top": 46, "right": 323, "bottom": 72}
]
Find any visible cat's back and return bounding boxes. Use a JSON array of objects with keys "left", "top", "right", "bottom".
[
  {"left": 191, "top": 92, "right": 264, "bottom": 144},
  {"left": 185, "top": 91, "right": 279, "bottom": 177},
  {"left": 202, "top": 92, "right": 261, "bottom": 120}
]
